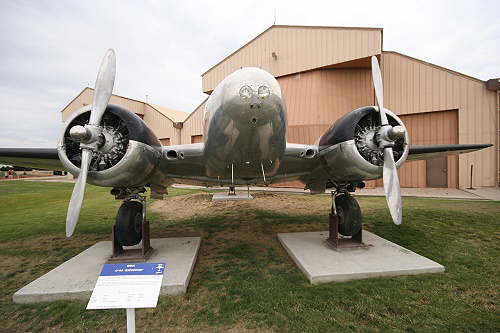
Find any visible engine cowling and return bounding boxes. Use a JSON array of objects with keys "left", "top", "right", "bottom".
[
  {"left": 57, "top": 104, "right": 163, "bottom": 187},
  {"left": 318, "top": 106, "right": 409, "bottom": 182}
]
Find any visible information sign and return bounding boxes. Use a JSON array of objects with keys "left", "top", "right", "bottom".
[{"left": 87, "top": 262, "right": 166, "bottom": 310}]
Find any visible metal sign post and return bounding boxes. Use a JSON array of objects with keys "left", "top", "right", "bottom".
[{"left": 126, "top": 308, "right": 135, "bottom": 333}]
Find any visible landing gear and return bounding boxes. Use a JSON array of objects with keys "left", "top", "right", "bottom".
[
  {"left": 116, "top": 201, "right": 143, "bottom": 246},
  {"left": 326, "top": 190, "right": 365, "bottom": 249},
  {"left": 108, "top": 188, "right": 153, "bottom": 262},
  {"left": 335, "top": 194, "right": 362, "bottom": 236}
]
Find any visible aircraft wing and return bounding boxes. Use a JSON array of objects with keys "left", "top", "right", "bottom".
[
  {"left": 0, "top": 148, "right": 65, "bottom": 170},
  {"left": 160, "top": 143, "right": 207, "bottom": 183},
  {"left": 407, "top": 144, "right": 493, "bottom": 160}
]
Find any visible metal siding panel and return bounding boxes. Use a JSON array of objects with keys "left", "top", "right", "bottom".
[
  {"left": 278, "top": 68, "right": 371, "bottom": 144},
  {"left": 143, "top": 105, "right": 175, "bottom": 143},
  {"left": 61, "top": 89, "right": 93, "bottom": 121},
  {"left": 383, "top": 52, "right": 496, "bottom": 187},
  {"left": 397, "top": 110, "right": 458, "bottom": 188},
  {"left": 202, "top": 26, "right": 382, "bottom": 92},
  {"left": 62, "top": 89, "right": 147, "bottom": 121},
  {"left": 181, "top": 101, "right": 206, "bottom": 144}
]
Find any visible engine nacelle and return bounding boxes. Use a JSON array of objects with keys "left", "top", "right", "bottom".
[
  {"left": 57, "top": 105, "right": 163, "bottom": 187},
  {"left": 318, "top": 106, "right": 409, "bottom": 182}
]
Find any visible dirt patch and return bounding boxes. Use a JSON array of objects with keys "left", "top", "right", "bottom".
[
  {"left": 150, "top": 192, "right": 333, "bottom": 279},
  {"left": 151, "top": 192, "right": 331, "bottom": 221}
]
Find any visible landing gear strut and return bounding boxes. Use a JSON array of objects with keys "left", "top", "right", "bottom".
[
  {"left": 326, "top": 190, "right": 365, "bottom": 249},
  {"left": 108, "top": 188, "right": 153, "bottom": 262}
]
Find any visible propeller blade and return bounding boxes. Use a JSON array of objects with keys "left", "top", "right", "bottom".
[
  {"left": 65, "top": 50, "right": 117, "bottom": 237},
  {"left": 89, "top": 48, "right": 116, "bottom": 126},
  {"left": 372, "top": 56, "right": 403, "bottom": 224},
  {"left": 383, "top": 147, "right": 402, "bottom": 225},
  {"left": 65, "top": 148, "right": 91, "bottom": 237},
  {"left": 371, "top": 56, "right": 388, "bottom": 125}
]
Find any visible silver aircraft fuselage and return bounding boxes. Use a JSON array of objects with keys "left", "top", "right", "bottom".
[{"left": 202, "top": 67, "right": 287, "bottom": 181}]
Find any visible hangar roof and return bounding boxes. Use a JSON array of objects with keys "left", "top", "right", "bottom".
[
  {"left": 201, "top": 25, "right": 383, "bottom": 93},
  {"left": 148, "top": 103, "right": 189, "bottom": 122},
  {"left": 60, "top": 87, "right": 188, "bottom": 123}
]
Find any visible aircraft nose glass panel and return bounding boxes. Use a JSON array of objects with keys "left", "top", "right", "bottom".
[
  {"left": 239, "top": 85, "right": 253, "bottom": 100},
  {"left": 258, "top": 85, "right": 270, "bottom": 99}
]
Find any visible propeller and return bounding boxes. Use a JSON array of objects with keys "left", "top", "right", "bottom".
[
  {"left": 65, "top": 49, "right": 116, "bottom": 237},
  {"left": 371, "top": 56, "right": 402, "bottom": 225}
]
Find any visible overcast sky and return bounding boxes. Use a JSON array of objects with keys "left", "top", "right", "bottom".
[{"left": 1, "top": 0, "right": 498, "bottom": 147}]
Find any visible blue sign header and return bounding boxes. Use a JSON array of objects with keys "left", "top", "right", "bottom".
[{"left": 100, "top": 262, "right": 166, "bottom": 276}]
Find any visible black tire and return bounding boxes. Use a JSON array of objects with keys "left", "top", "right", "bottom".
[
  {"left": 116, "top": 201, "right": 143, "bottom": 246},
  {"left": 336, "top": 194, "right": 362, "bottom": 236}
]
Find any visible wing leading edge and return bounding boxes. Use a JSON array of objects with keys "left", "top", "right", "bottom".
[
  {"left": 0, "top": 148, "right": 64, "bottom": 170},
  {"left": 407, "top": 144, "right": 493, "bottom": 160}
]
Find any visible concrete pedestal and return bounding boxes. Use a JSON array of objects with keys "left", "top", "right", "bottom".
[
  {"left": 212, "top": 192, "right": 253, "bottom": 201},
  {"left": 278, "top": 231, "right": 444, "bottom": 284},
  {"left": 13, "top": 237, "right": 200, "bottom": 304}
]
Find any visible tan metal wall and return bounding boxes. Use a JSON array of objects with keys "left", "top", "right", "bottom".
[
  {"left": 61, "top": 88, "right": 146, "bottom": 121},
  {"left": 160, "top": 138, "right": 171, "bottom": 146},
  {"left": 278, "top": 68, "right": 373, "bottom": 144},
  {"left": 202, "top": 26, "right": 382, "bottom": 93},
  {"left": 181, "top": 99, "right": 206, "bottom": 144},
  {"left": 61, "top": 88, "right": 93, "bottom": 121},
  {"left": 143, "top": 104, "right": 178, "bottom": 145},
  {"left": 381, "top": 52, "right": 497, "bottom": 187},
  {"left": 366, "top": 110, "right": 459, "bottom": 188}
]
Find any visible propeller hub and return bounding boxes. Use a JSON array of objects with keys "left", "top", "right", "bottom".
[
  {"left": 388, "top": 125, "right": 405, "bottom": 141},
  {"left": 376, "top": 125, "right": 405, "bottom": 149},
  {"left": 69, "top": 124, "right": 104, "bottom": 148},
  {"left": 69, "top": 125, "right": 90, "bottom": 142}
]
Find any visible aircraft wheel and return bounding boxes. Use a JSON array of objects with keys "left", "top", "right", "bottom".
[
  {"left": 115, "top": 201, "right": 143, "bottom": 246},
  {"left": 336, "top": 194, "right": 362, "bottom": 236}
]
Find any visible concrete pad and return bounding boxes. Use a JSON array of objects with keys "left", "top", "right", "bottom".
[
  {"left": 463, "top": 187, "right": 500, "bottom": 201},
  {"left": 13, "top": 237, "right": 200, "bottom": 304},
  {"left": 278, "top": 231, "right": 444, "bottom": 284},
  {"left": 356, "top": 187, "right": 483, "bottom": 200},
  {"left": 212, "top": 192, "right": 253, "bottom": 201}
]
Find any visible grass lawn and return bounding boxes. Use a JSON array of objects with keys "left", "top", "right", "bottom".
[{"left": 0, "top": 181, "right": 499, "bottom": 332}]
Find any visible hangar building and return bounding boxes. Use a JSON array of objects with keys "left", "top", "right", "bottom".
[{"left": 61, "top": 25, "right": 499, "bottom": 189}]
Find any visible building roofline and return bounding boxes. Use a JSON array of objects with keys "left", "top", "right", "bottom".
[
  {"left": 60, "top": 87, "right": 149, "bottom": 113},
  {"left": 273, "top": 24, "right": 383, "bottom": 31},
  {"left": 60, "top": 87, "right": 190, "bottom": 124},
  {"left": 59, "top": 87, "right": 89, "bottom": 113},
  {"left": 201, "top": 24, "right": 383, "bottom": 77},
  {"left": 383, "top": 51, "right": 485, "bottom": 84},
  {"left": 183, "top": 96, "right": 209, "bottom": 123},
  {"left": 145, "top": 104, "right": 175, "bottom": 123},
  {"left": 146, "top": 104, "right": 187, "bottom": 123}
]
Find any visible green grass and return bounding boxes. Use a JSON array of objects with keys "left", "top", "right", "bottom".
[{"left": 0, "top": 181, "right": 499, "bottom": 332}]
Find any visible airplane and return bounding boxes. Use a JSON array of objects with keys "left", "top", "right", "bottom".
[{"left": 0, "top": 49, "right": 492, "bottom": 246}]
